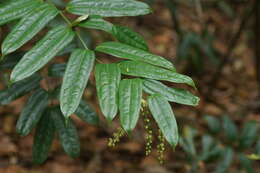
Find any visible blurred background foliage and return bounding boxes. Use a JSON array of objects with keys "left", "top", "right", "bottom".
[{"left": 0, "top": 0, "right": 260, "bottom": 172}]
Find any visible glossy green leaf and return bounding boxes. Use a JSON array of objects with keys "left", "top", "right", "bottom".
[
  {"left": 75, "top": 100, "right": 99, "bottom": 125},
  {"left": 239, "top": 121, "right": 258, "bottom": 149},
  {"left": 118, "top": 61, "right": 195, "bottom": 88},
  {"left": 66, "top": 0, "right": 151, "bottom": 17},
  {"left": 32, "top": 109, "right": 55, "bottom": 164},
  {"left": 50, "top": 0, "right": 66, "bottom": 8},
  {"left": 96, "top": 42, "right": 175, "bottom": 70},
  {"left": 119, "top": 78, "right": 142, "bottom": 133},
  {"left": 16, "top": 88, "right": 48, "bottom": 136},
  {"left": 214, "top": 148, "right": 233, "bottom": 173},
  {"left": 143, "top": 79, "right": 199, "bottom": 106},
  {"left": 52, "top": 108, "right": 80, "bottom": 158},
  {"left": 11, "top": 26, "right": 75, "bottom": 82},
  {"left": 48, "top": 63, "right": 66, "bottom": 77},
  {"left": 112, "top": 25, "right": 148, "bottom": 50},
  {"left": 0, "top": 0, "right": 41, "bottom": 26},
  {"left": 79, "top": 15, "right": 113, "bottom": 33},
  {"left": 222, "top": 116, "right": 238, "bottom": 141},
  {"left": 60, "top": 49, "right": 95, "bottom": 118},
  {"left": 204, "top": 115, "right": 221, "bottom": 134},
  {"left": 2, "top": 3, "right": 58, "bottom": 55},
  {"left": 57, "top": 43, "right": 77, "bottom": 56},
  {"left": 0, "top": 74, "right": 41, "bottom": 105},
  {"left": 95, "top": 63, "right": 121, "bottom": 121},
  {"left": 148, "top": 94, "right": 178, "bottom": 147}
]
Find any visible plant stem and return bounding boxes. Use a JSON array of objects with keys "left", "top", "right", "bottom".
[
  {"left": 75, "top": 29, "right": 89, "bottom": 50},
  {"left": 48, "top": 1, "right": 104, "bottom": 64},
  {"left": 59, "top": 11, "right": 71, "bottom": 26}
]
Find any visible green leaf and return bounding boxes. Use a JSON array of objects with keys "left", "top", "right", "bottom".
[
  {"left": 119, "top": 78, "right": 142, "bottom": 133},
  {"left": 16, "top": 88, "right": 48, "bottom": 136},
  {"left": 222, "top": 115, "right": 238, "bottom": 141},
  {"left": 96, "top": 42, "right": 175, "bottom": 70},
  {"left": 48, "top": 63, "right": 66, "bottom": 77},
  {"left": 75, "top": 29, "right": 92, "bottom": 49},
  {"left": 32, "top": 109, "right": 55, "bottom": 164},
  {"left": 0, "top": 0, "right": 41, "bottom": 26},
  {"left": 179, "top": 126, "right": 197, "bottom": 156},
  {"left": 200, "top": 135, "right": 221, "bottom": 161},
  {"left": 143, "top": 79, "right": 199, "bottom": 106},
  {"left": 11, "top": 26, "right": 75, "bottom": 82},
  {"left": 239, "top": 153, "right": 255, "bottom": 173},
  {"left": 247, "top": 153, "right": 260, "bottom": 160},
  {"left": 112, "top": 25, "right": 148, "bottom": 50},
  {"left": 66, "top": 0, "right": 151, "bottom": 17},
  {"left": 118, "top": 61, "right": 195, "bottom": 88},
  {"left": 148, "top": 94, "right": 178, "bottom": 147},
  {"left": 204, "top": 115, "right": 221, "bottom": 134},
  {"left": 0, "top": 74, "right": 41, "bottom": 105},
  {"left": 79, "top": 15, "right": 113, "bottom": 33},
  {"left": 51, "top": 108, "right": 80, "bottom": 158},
  {"left": 1, "top": 3, "right": 58, "bottom": 55},
  {"left": 75, "top": 100, "right": 99, "bottom": 125},
  {"left": 60, "top": 49, "right": 95, "bottom": 118},
  {"left": 95, "top": 63, "right": 121, "bottom": 121},
  {"left": 239, "top": 121, "right": 258, "bottom": 149},
  {"left": 214, "top": 148, "right": 233, "bottom": 173},
  {"left": 50, "top": 0, "right": 66, "bottom": 8}
]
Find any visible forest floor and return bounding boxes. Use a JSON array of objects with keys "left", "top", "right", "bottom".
[{"left": 0, "top": 1, "right": 259, "bottom": 173}]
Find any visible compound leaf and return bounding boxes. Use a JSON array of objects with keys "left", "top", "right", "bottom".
[
  {"left": 119, "top": 78, "right": 142, "bottom": 133},
  {"left": 148, "top": 94, "right": 178, "bottom": 147},
  {"left": 67, "top": 0, "right": 151, "bottom": 17},
  {"left": 96, "top": 42, "right": 174, "bottom": 70},
  {"left": 214, "top": 148, "right": 234, "bottom": 173},
  {"left": 60, "top": 49, "right": 95, "bottom": 118},
  {"left": 143, "top": 79, "right": 199, "bottom": 106},
  {"left": 11, "top": 26, "right": 75, "bottom": 82},
  {"left": 0, "top": 74, "right": 41, "bottom": 105},
  {"left": 0, "top": 0, "right": 41, "bottom": 26},
  {"left": 239, "top": 153, "right": 255, "bottom": 173},
  {"left": 79, "top": 15, "right": 113, "bottom": 33},
  {"left": 16, "top": 88, "right": 49, "bottom": 136},
  {"left": 239, "top": 121, "right": 258, "bottom": 149},
  {"left": 75, "top": 100, "right": 99, "bottom": 125},
  {"left": 95, "top": 63, "right": 121, "bottom": 121},
  {"left": 222, "top": 115, "right": 238, "bottom": 141},
  {"left": 32, "top": 109, "right": 55, "bottom": 164},
  {"left": 52, "top": 108, "right": 80, "bottom": 158},
  {"left": 48, "top": 63, "right": 66, "bottom": 77},
  {"left": 118, "top": 61, "right": 195, "bottom": 88},
  {"left": 0, "top": 52, "right": 24, "bottom": 70},
  {"left": 112, "top": 25, "right": 148, "bottom": 50},
  {"left": 204, "top": 115, "right": 221, "bottom": 134},
  {"left": 2, "top": 3, "right": 58, "bottom": 55}
]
